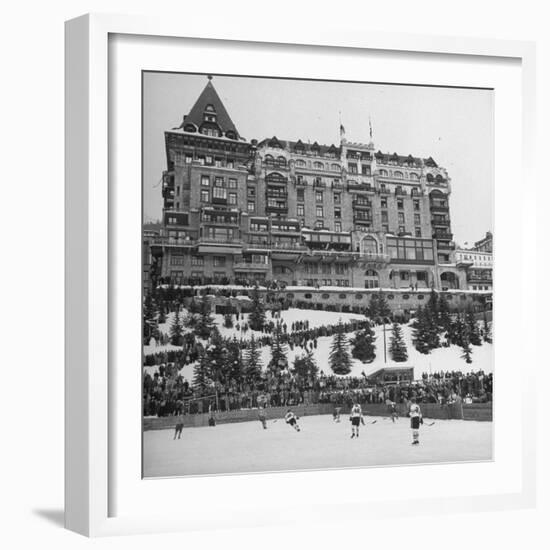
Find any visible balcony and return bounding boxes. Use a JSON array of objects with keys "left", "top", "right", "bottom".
[
  {"left": 266, "top": 190, "right": 288, "bottom": 199},
  {"left": 353, "top": 216, "right": 373, "bottom": 224},
  {"left": 394, "top": 189, "right": 407, "bottom": 196},
  {"left": 379, "top": 187, "right": 391, "bottom": 195},
  {"left": 433, "top": 231, "right": 453, "bottom": 240},
  {"left": 432, "top": 218, "right": 451, "bottom": 227},
  {"left": 436, "top": 242, "right": 455, "bottom": 250},
  {"left": 266, "top": 204, "right": 288, "bottom": 214},
  {"left": 233, "top": 260, "right": 270, "bottom": 271},
  {"left": 352, "top": 200, "right": 372, "bottom": 209},
  {"left": 347, "top": 182, "right": 375, "bottom": 193},
  {"left": 430, "top": 204, "right": 449, "bottom": 213}
]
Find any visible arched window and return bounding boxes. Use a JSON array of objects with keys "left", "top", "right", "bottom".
[
  {"left": 410, "top": 172, "right": 419, "bottom": 180},
  {"left": 314, "top": 161, "right": 324, "bottom": 170},
  {"left": 264, "top": 154, "right": 275, "bottom": 167},
  {"left": 365, "top": 269, "right": 379, "bottom": 289},
  {"left": 394, "top": 171, "right": 404, "bottom": 179},
  {"left": 339, "top": 293, "right": 347, "bottom": 299},
  {"left": 379, "top": 169, "right": 388, "bottom": 176},
  {"left": 184, "top": 123, "right": 197, "bottom": 132},
  {"left": 361, "top": 236, "right": 378, "bottom": 256},
  {"left": 322, "top": 293, "right": 330, "bottom": 300},
  {"left": 277, "top": 156, "right": 287, "bottom": 168},
  {"left": 426, "top": 173, "right": 434, "bottom": 183},
  {"left": 436, "top": 174, "right": 444, "bottom": 183},
  {"left": 331, "top": 163, "right": 340, "bottom": 172},
  {"left": 296, "top": 159, "right": 306, "bottom": 168}
]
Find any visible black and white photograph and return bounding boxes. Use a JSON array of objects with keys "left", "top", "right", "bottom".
[{"left": 141, "top": 72, "right": 494, "bottom": 478}]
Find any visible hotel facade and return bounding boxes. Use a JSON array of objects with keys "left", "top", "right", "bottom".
[{"left": 149, "top": 77, "right": 474, "bottom": 294}]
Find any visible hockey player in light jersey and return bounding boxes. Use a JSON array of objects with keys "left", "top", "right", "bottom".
[
  {"left": 284, "top": 409, "right": 301, "bottom": 432},
  {"left": 408, "top": 398, "right": 423, "bottom": 445},
  {"left": 349, "top": 402, "right": 363, "bottom": 438}
]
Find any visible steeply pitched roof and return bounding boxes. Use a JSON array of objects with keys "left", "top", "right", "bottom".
[{"left": 184, "top": 78, "right": 239, "bottom": 137}]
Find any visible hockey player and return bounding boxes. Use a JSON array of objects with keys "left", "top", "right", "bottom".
[
  {"left": 333, "top": 406, "right": 342, "bottom": 423},
  {"left": 174, "top": 417, "right": 184, "bottom": 440},
  {"left": 408, "top": 398, "right": 423, "bottom": 445},
  {"left": 258, "top": 407, "right": 268, "bottom": 430},
  {"left": 349, "top": 402, "right": 363, "bottom": 438},
  {"left": 386, "top": 399, "right": 398, "bottom": 423},
  {"left": 284, "top": 409, "right": 301, "bottom": 432}
]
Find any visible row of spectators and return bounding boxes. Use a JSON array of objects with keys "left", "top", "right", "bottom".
[{"left": 143, "top": 366, "right": 492, "bottom": 417}]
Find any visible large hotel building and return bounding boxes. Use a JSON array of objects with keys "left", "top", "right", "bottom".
[{"left": 149, "top": 76, "right": 474, "bottom": 294}]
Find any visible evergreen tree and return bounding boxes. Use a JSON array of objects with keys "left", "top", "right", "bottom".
[
  {"left": 427, "top": 289, "right": 440, "bottom": 323},
  {"left": 411, "top": 307, "right": 431, "bottom": 354},
  {"left": 226, "top": 337, "right": 243, "bottom": 382},
  {"left": 248, "top": 286, "right": 266, "bottom": 331},
  {"left": 350, "top": 323, "right": 377, "bottom": 362},
  {"left": 244, "top": 335, "right": 263, "bottom": 383},
  {"left": 268, "top": 320, "right": 288, "bottom": 374},
  {"left": 367, "top": 291, "right": 391, "bottom": 322},
  {"left": 329, "top": 321, "right": 352, "bottom": 375},
  {"left": 465, "top": 306, "right": 482, "bottom": 346},
  {"left": 195, "top": 297, "right": 215, "bottom": 339},
  {"left": 461, "top": 327, "right": 473, "bottom": 364},
  {"left": 438, "top": 293, "right": 452, "bottom": 332},
  {"left": 292, "top": 349, "right": 318, "bottom": 379},
  {"left": 482, "top": 312, "right": 493, "bottom": 343},
  {"left": 193, "top": 350, "right": 212, "bottom": 394},
  {"left": 143, "top": 292, "right": 159, "bottom": 341},
  {"left": 169, "top": 308, "right": 184, "bottom": 345},
  {"left": 223, "top": 313, "right": 234, "bottom": 328},
  {"left": 389, "top": 322, "right": 408, "bottom": 362},
  {"left": 203, "top": 332, "right": 228, "bottom": 385}
]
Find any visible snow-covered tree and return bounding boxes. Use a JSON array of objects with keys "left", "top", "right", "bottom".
[
  {"left": 329, "top": 321, "right": 352, "bottom": 375},
  {"left": 248, "top": 286, "right": 266, "bottom": 331},
  {"left": 461, "top": 328, "right": 473, "bottom": 364},
  {"left": 193, "top": 350, "right": 212, "bottom": 394},
  {"left": 411, "top": 307, "right": 431, "bottom": 354},
  {"left": 438, "top": 293, "right": 452, "bottom": 332},
  {"left": 223, "top": 313, "right": 234, "bottom": 328},
  {"left": 367, "top": 291, "right": 391, "bottom": 322},
  {"left": 389, "top": 322, "right": 408, "bottom": 362},
  {"left": 351, "top": 323, "right": 376, "bottom": 363},
  {"left": 465, "top": 306, "right": 482, "bottom": 346},
  {"left": 482, "top": 312, "right": 493, "bottom": 343}
]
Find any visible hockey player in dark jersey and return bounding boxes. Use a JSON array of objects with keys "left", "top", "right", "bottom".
[
  {"left": 258, "top": 407, "right": 268, "bottom": 430},
  {"left": 173, "top": 416, "right": 184, "bottom": 439},
  {"left": 332, "top": 406, "right": 342, "bottom": 423},
  {"left": 386, "top": 399, "right": 398, "bottom": 423},
  {"left": 284, "top": 409, "right": 301, "bottom": 432}
]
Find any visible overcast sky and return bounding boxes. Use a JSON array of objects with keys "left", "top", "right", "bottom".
[{"left": 143, "top": 73, "right": 493, "bottom": 247}]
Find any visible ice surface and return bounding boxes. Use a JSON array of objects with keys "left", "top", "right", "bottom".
[{"left": 143, "top": 414, "right": 493, "bottom": 478}]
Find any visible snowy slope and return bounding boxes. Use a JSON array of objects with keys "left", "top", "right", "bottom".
[{"left": 144, "top": 308, "right": 493, "bottom": 382}]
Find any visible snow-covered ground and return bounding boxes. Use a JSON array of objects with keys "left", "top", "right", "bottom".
[
  {"left": 143, "top": 414, "right": 493, "bottom": 477},
  {"left": 144, "top": 308, "right": 494, "bottom": 383}
]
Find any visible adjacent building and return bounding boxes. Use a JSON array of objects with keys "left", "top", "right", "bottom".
[
  {"left": 150, "top": 76, "right": 472, "bottom": 292},
  {"left": 455, "top": 233, "right": 493, "bottom": 291}
]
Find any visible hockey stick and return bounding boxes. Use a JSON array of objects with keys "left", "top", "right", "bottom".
[{"left": 424, "top": 421, "right": 435, "bottom": 426}]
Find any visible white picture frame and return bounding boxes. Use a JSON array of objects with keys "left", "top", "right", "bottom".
[{"left": 65, "top": 13, "right": 537, "bottom": 537}]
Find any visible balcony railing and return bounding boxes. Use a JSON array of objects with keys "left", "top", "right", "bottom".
[
  {"left": 352, "top": 200, "right": 372, "bottom": 209},
  {"left": 430, "top": 204, "right": 449, "bottom": 213},
  {"left": 199, "top": 236, "right": 242, "bottom": 245},
  {"left": 233, "top": 261, "right": 270, "bottom": 271},
  {"left": 433, "top": 232, "right": 453, "bottom": 240}
]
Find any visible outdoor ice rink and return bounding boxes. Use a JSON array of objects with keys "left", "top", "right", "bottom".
[{"left": 143, "top": 414, "right": 493, "bottom": 478}]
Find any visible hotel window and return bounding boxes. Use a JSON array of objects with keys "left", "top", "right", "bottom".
[
  {"left": 185, "top": 154, "right": 193, "bottom": 164},
  {"left": 387, "top": 237, "right": 434, "bottom": 262},
  {"left": 348, "top": 163, "right": 358, "bottom": 174},
  {"left": 214, "top": 177, "right": 225, "bottom": 187},
  {"left": 205, "top": 155, "right": 213, "bottom": 165},
  {"left": 228, "top": 178, "right": 237, "bottom": 188},
  {"left": 334, "top": 208, "right": 341, "bottom": 218},
  {"left": 414, "top": 213, "right": 421, "bottom": 225},
  {"left": 247, "top": 201, "right": 255, "bottom": 213},
  {"left": 397, "top": 199, "right": 404, "bottom": 209},
  {"left": 398, "top": 225, "right": 405, "bottom": 233},
  {"left": 381, "top": 197, "right": 387, "bottom": 208},
  {"left": 197, "top": 156, "right": 205, "bottom": 165},
  {"left": 316, "top": 206, "right": 324, "bottom": 217},
  {"left": 361, "top": 165, "right": 371, "bottom": 176},
  {"left": 215, "top": 158, "right": 222, "bottom": 167},
  {"left": 334, "top": 193, "right": 341, "bottom": 204},
  {"left": 201, "top": 175, "right": 210, "bottom": 186},
  {"left": 315, "top": 191, "right": 323, "bottom": 202},
  {"left": 191, "top": 256, "right": 204, "bottom": 266},
  {"left": 247, "top": 187, "right": 255, "bottom": 197},
  {"left": 381, "top": 211, "right": 388, "bottom": 223},
  {"left": 413, "top": 199, "right": 420, "bottom": 211},
  {"left": 400, "top": 271, "right": 410, "bottom": 281},
  {"left": 315, "top": 220, "right": 324, "bottom": 229},
  {"left": 335, "top": 221, "right": 342, "bottom": 232},
  {"left": 297, "top": 204, "right": 305, "bottom": 216},
  {"left": 398, "top": 212, "right": 405, "bottom": 224},
  {"left": 170, "top": 256, "right": 185, "bottom": 266},
  {"left": 228, "top": 193, "right": 237, "bottom": 205},
  {"left": 227, "top": 159, "right": 235, "bottom": 169},
  {"left": 415, "top": 227, "right": 422, "bottom": 237},
  {"left": 212, "top": 187, "right": 227, "bottom": 200},
  {"left": 213, "top": 256, "right": 226, "bottom": 267},
  {"left": 382, "top": 224, "right": 389, "bottom": 233},
  {"left": 297, "top": 189, "right": 305, "bottom": 201}
]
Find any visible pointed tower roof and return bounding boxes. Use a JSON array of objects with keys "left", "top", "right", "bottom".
[{"left": 184, "top": 76, "right": 239, "bottom": 137}]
